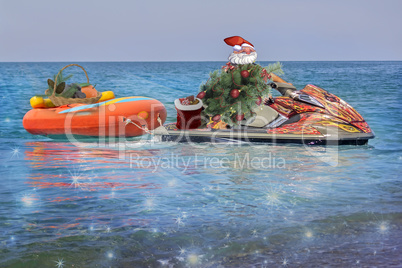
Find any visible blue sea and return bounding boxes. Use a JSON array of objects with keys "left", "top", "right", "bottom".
[{"left": 0, "top": 61, "right": 401, "bottom": 267}]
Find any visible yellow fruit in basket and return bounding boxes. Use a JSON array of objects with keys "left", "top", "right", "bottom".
[
  {"left": 30, "top": 96, "right": 45, "bottom": 108},
  {"left": 44, "top": 98, "right": 55, "bottom": 108}
]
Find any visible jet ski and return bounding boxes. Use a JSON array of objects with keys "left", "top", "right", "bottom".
[{"left": 157, "top": 83, "right": 374, "bottom": 145}]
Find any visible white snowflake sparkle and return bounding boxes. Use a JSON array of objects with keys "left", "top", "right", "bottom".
[{"left": 54, "top": 258, "right": 65, "bottom": 268}]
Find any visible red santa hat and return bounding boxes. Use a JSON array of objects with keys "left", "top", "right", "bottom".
[{"left": 224, "top": 36, "right": 254, "bottom": 50}]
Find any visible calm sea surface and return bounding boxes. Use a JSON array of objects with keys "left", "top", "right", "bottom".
[{"left": 0, "top": 61, "right": 401, "bottom": 267}]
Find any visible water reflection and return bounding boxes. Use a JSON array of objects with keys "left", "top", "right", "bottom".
[
  {"left": 0, "top": 140, "right": 398, "bottom": 267},
  {"left": 20, "top": 141, "right": 170, "bottom": 240}
]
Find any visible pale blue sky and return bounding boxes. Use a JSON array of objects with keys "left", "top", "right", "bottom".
[{"left": 0, "top": 0, "right": 401, "bottom": 61}]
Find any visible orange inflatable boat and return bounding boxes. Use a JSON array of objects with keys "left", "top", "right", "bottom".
[{"left": 23, "top": 96, "right": 167, "bottom": 137}]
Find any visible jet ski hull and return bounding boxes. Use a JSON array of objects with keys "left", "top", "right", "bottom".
[{"left": 160, "top": 123, "right": 374, "bottom": 145}]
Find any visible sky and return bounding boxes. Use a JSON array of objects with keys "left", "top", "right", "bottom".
[{"left": 0, "top": 0, "right": 401, "bottom": 61}]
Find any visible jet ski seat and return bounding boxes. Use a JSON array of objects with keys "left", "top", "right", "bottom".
[
  {"left": 245, "top": 105, "right": 279, "bottom": 128},
  {"left": 243, "top": 82, "right": 296, "bottom": 128}
]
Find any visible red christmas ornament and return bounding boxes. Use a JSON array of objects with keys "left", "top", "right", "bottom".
[
  {"left": 212, "top": 114, "right": 221, "bottom": 122},
  {"left": 236, "top": 114, "right": 244, "bottom": 121},
  {"left": 230, "top": 89, "right": 240, "bottom": 98},
  {"left": 197, "top": 91, "right": 206, "bottom": 99},
  {"left": 241, "top": 70, "right": 250, "bottom": 78},
  {"left": 255, "top": 96, "right": 262, "bottom": 106}
]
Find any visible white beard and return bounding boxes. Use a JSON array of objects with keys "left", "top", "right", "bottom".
[{"left": 228, "top": 51, "right": 258, "bottom": 65}]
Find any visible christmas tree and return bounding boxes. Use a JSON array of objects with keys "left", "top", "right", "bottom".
[{"left": 197, "top": 62, "right": 284, "bottom": 126}]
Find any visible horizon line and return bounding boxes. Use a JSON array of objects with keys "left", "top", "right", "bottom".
[{"left": 1, "top": 60, "right": 401, "bottom": 63}]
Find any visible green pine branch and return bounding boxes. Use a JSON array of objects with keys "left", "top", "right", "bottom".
[
  {"left": 265, "top": 62, "right": 284, "bottom": 76},
  {"left": 198, "top": 62, "right": 284, "bottom": 126}
]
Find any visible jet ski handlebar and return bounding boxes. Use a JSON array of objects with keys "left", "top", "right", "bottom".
[{"left": 269, "top": 82, "right": 297, "bottom": 97}]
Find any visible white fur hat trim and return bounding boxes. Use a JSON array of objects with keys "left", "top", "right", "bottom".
[{"left": 174, "top": 98, "right": 203, "bottom": 111}]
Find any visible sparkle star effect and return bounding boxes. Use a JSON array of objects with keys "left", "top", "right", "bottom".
[
  {"left": 178, "top": 246, "right": 187, "bottom": 255},
  {"left": 68, "top": 166, "right": 88, "bottom": 190},
  {"left": 304, "top": 230, "right": 313, "bottom": 239},
  {"left": 143, "top": 194, "right": 156, "bottom": 210},
  {"left": 187, "top": 254, "right": 201, "bottom": 266},
  {"left": 10, "top": 147, "right": 22, "bottom": 159},
  {"left": 21, "top": 194, "right": 36, "bottom": 207},
  {"left": 251, "top": 229, "right": 258, "bottom": 237},
  {"left": 106, "top": 251, "right": 114, "bottom": 259},
  {"left": 259, "top": 185, "right": 290, "bottom": 210},
  {"left": 54, "top": 258, "right": 65, "bottom": 268},
  {"left": 168, "top": 179, "right": 177, "bottom": 187},
  {"left": 281, "top": 257, "right": 289, "bottom": 267},
  {"left": 377, "top": 221, "right": 389, "bottom": 235},
  {"left": 225, "top": 232, "right": 231, "bottom": 239},
  {"left": 175, "top": 216, "right": 185, "bottom": 227},
  {"left": 71, "top": 175, "right": 82, "bottom": 188}
]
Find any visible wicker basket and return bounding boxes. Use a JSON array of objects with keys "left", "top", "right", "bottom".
[{"left": 45, "top": 64, "right": 102, "bottom": 106}]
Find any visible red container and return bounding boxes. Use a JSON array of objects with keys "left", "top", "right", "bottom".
[{"left": 175, "top": 98, "right": 203, "bottom": 129}]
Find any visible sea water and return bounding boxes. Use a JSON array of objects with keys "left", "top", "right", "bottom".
[{"left": 0, "top": 61, "right": 401, "bottom": 267}]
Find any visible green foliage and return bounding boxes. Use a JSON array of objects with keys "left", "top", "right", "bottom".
[
  {"left": 198, "top": 62, "right": 284, "bottom": 126},
  {"left": 46, "top": 71, "right": 73, "bottom": 96},
  {"left": 264, "top": 61, "right": 284, "bottom": 76},
  {"left": 61, "top": 83, "right": 80, "bottom": 98}
]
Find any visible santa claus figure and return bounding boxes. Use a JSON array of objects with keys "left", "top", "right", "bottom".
[
  {"left": 224, "top": 36, "right": 257, "bottom": 65},
  {"left": 224, "top": 35, "right": 292, "bottom": 86}
]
